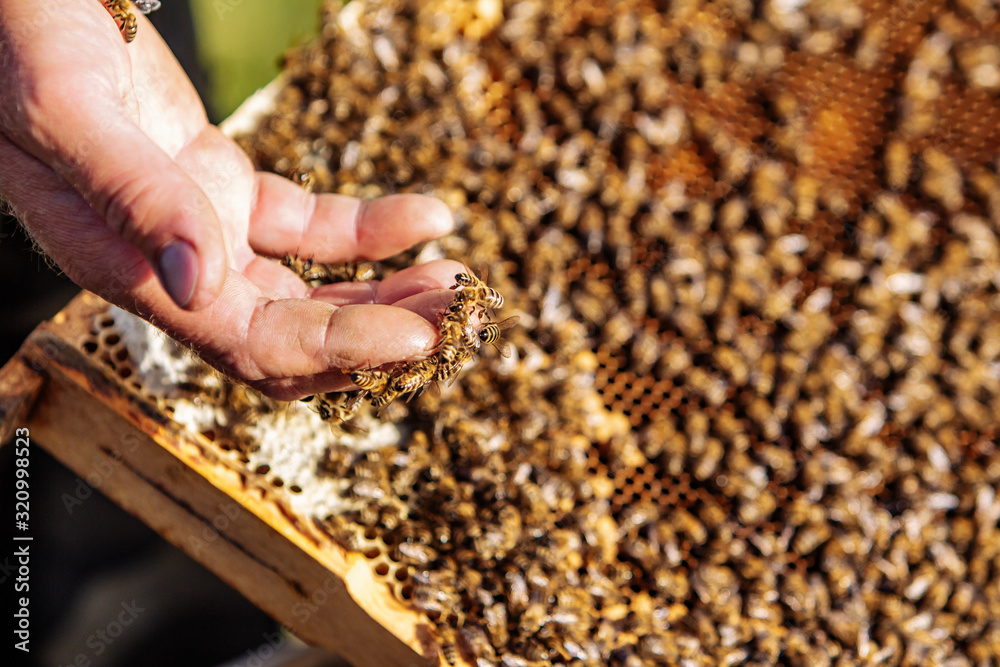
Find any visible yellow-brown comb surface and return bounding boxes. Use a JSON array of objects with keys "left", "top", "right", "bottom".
[{"left": 106, "top": 0, "right": 1000, "bottom": 664}]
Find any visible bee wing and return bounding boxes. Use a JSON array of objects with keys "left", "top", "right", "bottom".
[
  {"left": 404, "top": 384, "right": 425, "bottom": 403},
  {"left": 439, "top": 355, "right": 471, "bottom": 387},
  {"left": 497, "top": 315, "right": 520, "bottom": 331},
  {"left": 374, "top": 395, "right": 398, "bottom": 417},
  {"left": 410, "top": 381, "right": 441, "bottom": 402},
  {"left": 344, "top": 391, "right": 365, "bottom": 412},
  {"left": 333, "top": 421, "right": 368, "bottom": 436}
]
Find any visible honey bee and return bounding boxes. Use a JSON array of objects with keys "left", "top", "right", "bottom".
[
  {"left": 350, "top": 368, "right": 392, "bottom": 395},
  {"left": 370, "top": 387, "right": 401, "bottom": 412},
  {"left": 483, "top": 602, "right": 510, "bottom": 647},
  {"left": 104, "top": 2, "right": 127, "bottom": 18},
  {"left": 345, "top": 262, "right": 380, "bottom": 282},
  {"left": 435, "top": 325, "right": 473, "bottom": 361},
  {"left": 458, "top": 626, "right": 497, "bottom": 663},
  {"left": 290, "top": 168, "right": 315, "bottom": 193},
  {"left": 430, "top": 306, "right": 478, "bottom": 382},
  {"left": 121, "top": 13, "right": 137, "bottom": 41},
  {"left": 438, "top": 307, "right": 470, "bottom": 341},
  {"left": 450, "top": 281, "right": 502, "bottom": 313},
  {"left": 314, "top": 260, "right": 380, "bottom": 283},
  {"left": 310, "top": 392, "right": 363, "bottom": 424},
  {"left": 104, "top": 1, "right": 137, "bottom": 42},
  {"left": 439, "top": 627, "right": 459, "bottom": 666},
  {"left": 433, "top": 348, "right": 473, "bottom": 383},
  {"left": 281, "top": 253, "right": 380, "bottom": 285},
  {"left": 219, "top": 382, "right": 276, "bottom": 424},
  {"left": 478, "top": 316, "right": 520, "bottom": 357},
  {"left": 281, "top": 253, "right": 322, "bottom": 282},
  {"left": 392, "top": 358, "right": 438, "bottom": 397},
  {"left": 445, "top": 294, "right": 471, "bottom": 315},
  {"left": 460, "top": 322, "right": 480, "bottom": 350},
  {"left": 453, "top": 267, "right": 505, "bottom": 313},
  {"left": 475, "top": 505, "right": 522, "bottom": 560},
  {"left": 393, "top": 540, "right": 437, "bottom": 566}
]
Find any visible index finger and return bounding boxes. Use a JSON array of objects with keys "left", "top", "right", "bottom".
[{"left": 248, "top": 173, "right": 454, "bottom": 262}]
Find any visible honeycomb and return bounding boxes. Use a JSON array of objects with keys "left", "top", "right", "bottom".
[{"left": 83, "top": 0, "right": 1000, "bottom": 665}]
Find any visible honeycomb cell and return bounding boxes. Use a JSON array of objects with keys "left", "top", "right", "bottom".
[{"left": 75, "top": 0, "right": 1000, "bottom": 664}]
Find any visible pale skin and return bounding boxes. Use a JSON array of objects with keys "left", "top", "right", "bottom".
[{"left": 0, "top": 1, "right": 463, "bottom": 400}]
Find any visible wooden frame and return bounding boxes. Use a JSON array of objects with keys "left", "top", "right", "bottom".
[{"left": 0, "top": 292, "right": 446, "bottom": 667}]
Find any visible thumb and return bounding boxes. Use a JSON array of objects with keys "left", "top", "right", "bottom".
[
  {"left": 0, "top": 0, "right": 227, "bottom": 310},
  {"left": 57, "top": 121, "right": 228, "bottom": 310}
]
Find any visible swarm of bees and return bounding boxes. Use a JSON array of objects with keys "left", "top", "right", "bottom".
[
  {"left": 81, "top": 0, "right": 1000, "bottom": 665},
  {"left": 281, "top": 255, "right": 517, "bottom": 427},
  {"left": 280, "top": 253, "right": 381, "bottom": 287}
]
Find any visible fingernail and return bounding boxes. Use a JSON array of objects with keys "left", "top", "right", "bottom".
[{"left": 157, "top": 241, "right": 198, "bottom": 308}]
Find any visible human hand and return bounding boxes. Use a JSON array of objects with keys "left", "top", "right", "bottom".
[{"left": 0, "top": 0, "right": 461, "bottom": 399}]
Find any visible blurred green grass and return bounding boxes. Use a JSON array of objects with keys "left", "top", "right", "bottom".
[{"left": 190, "top": 0, "right": 327, "bottom": 119}]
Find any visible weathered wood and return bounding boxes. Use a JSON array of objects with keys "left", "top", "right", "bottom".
[{"left": 0, "top": 352, "right": 45, "bottom": 445}]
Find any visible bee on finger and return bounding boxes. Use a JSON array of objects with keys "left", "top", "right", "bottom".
[
  {"left": 461, "top": 322, "right": 480, "bottom": 350},
  {"left": 440, "top": 307, "right": 470, "bottom": 335},
  {"left": 432, "top": 304, "right": 479, "bottom": 381},
  {"left": 434, "top": 349, "right": 473, "bottom": 383},
  {"left": 447, "top": 289, "right": 475, "bottom": 313},
  {"left": 454, "top": 283, "right": 504, "bottom": 314},
  {"left": 452, "top": 263, "right": 489, "bottom": 288},
  {"left": 434, "top": 302, "right": 472, "bottom": 351},
  {"left": 452, "top": 266, "right": 504, "bottom": 313},
  {"left": 434, "top": 337, "right": 466, "bottom": 374},
  {"left": 281, "top": 252, "right": 319, "bottom": 282},
  {"left": 316, "top": 260, "right": 381, "bottom": 283},
  {"left": 104, "top": 1, "right": 131, "bottom": 19},
  {"left": 121, "top": 13, "right": 138, "bottom": 41},
  {"left": 281, "top": 253, "right": 380, "bottom": 285},
  {"left": 104, "top": 0, "right": 137, "bottom": 42},
  {"left": 452, "top": 272, "right": 481, "bottom": 288},
  {"left": 370, "top": 386, "right": 402, "bottom": 414},
  {"left": 392, "top": 359, "right": 438, "bottom": 398},
  {"left": 350, "top": 368, "right": 392, "bottom": 395},
  {"left": 291, "top": 168, "right": 315, "bottom": 193}
]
